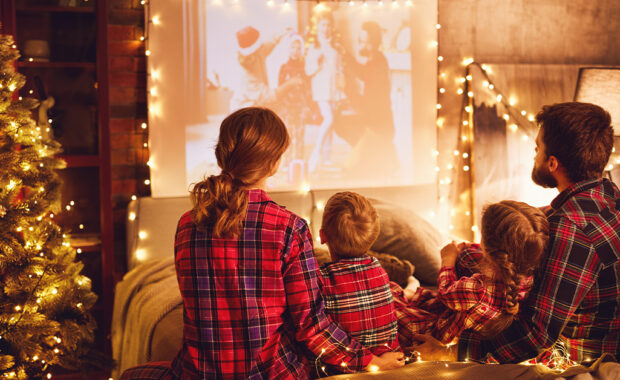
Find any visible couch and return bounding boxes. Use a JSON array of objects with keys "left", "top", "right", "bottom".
[{"left": 111, "top": 184, "right": 619, "bottom": 379}]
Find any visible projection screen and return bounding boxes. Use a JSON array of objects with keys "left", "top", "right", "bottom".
[{"left": 147, "top": 0, "right": 438, "bottom": 197}]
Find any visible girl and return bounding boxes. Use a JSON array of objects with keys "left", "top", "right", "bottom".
[
  {"left": 393, "top": 200, "right": 549, "bottom": 349},
  {"left": 121, "top": 107, "right": 403, "bottom": 379}
]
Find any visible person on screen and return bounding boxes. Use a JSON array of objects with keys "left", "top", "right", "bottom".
[
  {"left": 277, "top": 35, "right": 314, "bottom": 164},
  {"left": 230, "top": 26, "right": 301, "bottom": 111},
  {"left": 343, "top": 21, "right": 399, "bottom": 176},
  {"left": 305, "top": 8, "right": 345, "bottom": 175}
]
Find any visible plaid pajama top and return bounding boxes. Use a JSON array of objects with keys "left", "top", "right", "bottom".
[
  {"left": 459, "top": 178, "right": 620, "bottom": 364},
  {"left": 393, "top": 247, "right": 530, "bottom": 347},
  {"left": 320, "top": 256, "right": 398, "bottom": 355},
  {"left": 168, "top": 189, "right": 373, "bottom": 379}
]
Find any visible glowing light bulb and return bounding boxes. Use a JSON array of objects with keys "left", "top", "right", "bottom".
[
  {"left": 144, "top": 179, "right": 151, "bottom": 185},
  {"left": 139, "top": 231, "right": 148, "bottom": 239},
  {"left": 141, "top": 122, "right": 148, "bottom": 129},
  {"left": 462, "top": 120, "right": 469, "bottom": 126},
  {"left": 467, "top": 91, "right": 473, "bottom": 97},
  {"left": 145, "top": 49, "right": 151, "bottom": 56},
  {"left": 503, "top": 114, "right": 510, "bottom": 121},
  {"left": 436, "top": 104, "right": 442, "bottom": 109},
  {"left": 457, "top": 88, "right": 464, "bottom": 95},
  {"left": 131, "top": 195, "right": 137, "bottom": 200},
  {"left": 129, "top": 212, "right": 136, "bottom": 221},
  {"left": 51, "top": 288, "right": 58, "bottom": 295},
  {"left": 152, "top": 15, "right": 160, "bottom": 25},
  {"left": 439, "top": 88, "right": 445, "bottom": 93},
  {"left": 464, "top": 165, "right": 470, "bottom": 171},
  {"left": 463, "top": 153, "right": 469, "bottom": 158},
  {"left": 496, "top": 94, "right": 503, "bottom": 102}
]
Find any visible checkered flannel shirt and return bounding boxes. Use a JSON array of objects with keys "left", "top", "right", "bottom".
[
  {"left": 320, "top": 256, "right": 398, "bottom": 355},
  {"left": 459, "top": 178, "right": 620, "bottom": 364},
  {"left": 168, "top": 189, "right": 373, "bottom": 379},
  {"left": 393, "top": 246, "right": 527, "bottom": 348}
]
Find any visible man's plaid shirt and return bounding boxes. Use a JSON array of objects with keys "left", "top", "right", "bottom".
[
  {"left": 169, "top": 189, "right": 373, "bottom": 379},
  {"left": 459, "top": 178, "right": 620, "bottom": 364},
  {"left": 320, "top": 256, "right": 398, "bottom": 355}
]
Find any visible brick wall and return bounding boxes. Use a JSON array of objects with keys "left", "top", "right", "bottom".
[{"left": 108, "top": 0, "right": 149, "bottom": 275}]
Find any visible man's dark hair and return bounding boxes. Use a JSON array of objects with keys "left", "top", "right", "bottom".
[
  {"left": 536, "top": 102, "right": 613, "bottom": 182},
  {"left": 361, "top": 21, "right": 382, "bottom": 49}
]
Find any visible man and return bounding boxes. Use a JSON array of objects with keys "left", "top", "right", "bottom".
[
  {"left": 414, "top": 102, "right": 620, "bottom": 364},
  {"left": 340, "top": 21, "right": 399, "bottom": 177}
]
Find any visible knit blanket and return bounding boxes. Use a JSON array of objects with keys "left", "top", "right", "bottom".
[
  {"left": 325, "top": 353, "right": 620, "bottom": 380},
  {"left": 111, "top": 257, "right": 182, "bottom": 379}
]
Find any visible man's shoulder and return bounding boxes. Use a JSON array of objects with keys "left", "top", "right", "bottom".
[{"left": 550, "top": 181, "right": 620, "bottom": 229}]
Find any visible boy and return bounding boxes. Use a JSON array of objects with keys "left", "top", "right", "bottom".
[{"left": 319, "top": 192, "right": 398, "bottom": 360}]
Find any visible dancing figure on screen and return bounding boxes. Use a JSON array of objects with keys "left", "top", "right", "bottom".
[
  {"left": 277, "top": 34, "right": 315, "bottom": 186},
  {"left": 343, "top": 21, "right": 399, "bottom": 177},
  {"left": 305, "top": 7, "right": 345, "bottom": 175},
  {"left": 230, "top": 26, "right": 301, "bottom": 111}
]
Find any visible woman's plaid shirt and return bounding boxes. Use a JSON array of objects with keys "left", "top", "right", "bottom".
[
  {"left": 168, "top": 189, "right": 373, "bottom": 379},
  {"left": 459, "top": 178, "right": 620, "bottom": 364},
  {"left": 320, "top": 256, "right": 399, "bottom": 355}
]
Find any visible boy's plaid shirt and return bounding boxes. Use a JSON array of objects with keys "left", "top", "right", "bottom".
[
  {"left": 168, "top": 189, "right": 372, "bottom": 379},
  {"left": 320, "top": 256, "right": 398, "bottom": 355},
  {"left": 459, "top": 178, "right": 620, "bottom": 364}
]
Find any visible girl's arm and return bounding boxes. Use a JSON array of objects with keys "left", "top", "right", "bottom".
[{"left": 436, "top": 267, "right": 484, "bottom": 311}]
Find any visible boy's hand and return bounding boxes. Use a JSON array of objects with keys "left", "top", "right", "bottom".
[
  {"left": 366, "top": 351, "right": 405, "bottom": 371},
  {"left": 408, "top": 334, "right": 457, "bottom": 362},
  {"left": 440, "top": 242, "right": 459, "bottom": 267}
]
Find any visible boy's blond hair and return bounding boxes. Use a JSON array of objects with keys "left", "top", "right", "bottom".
[{"left": 321, "top": 192, "right": 380, "bottom": 259}]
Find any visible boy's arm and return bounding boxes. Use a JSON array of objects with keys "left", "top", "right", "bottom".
[{"left": 458, "top": 218, "right": 600, "bottom": 363}]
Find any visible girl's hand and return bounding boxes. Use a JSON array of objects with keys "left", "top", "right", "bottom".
[
  {"left": 440, "top": 242, "right": 459, "bottom": 267},
  {"left": 456, "top": 241, "right": 472, "bottom": 252}
]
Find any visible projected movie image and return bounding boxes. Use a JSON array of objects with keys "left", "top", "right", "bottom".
[{"left": 186, "top": 2, "right": 414, "bottom": 190}]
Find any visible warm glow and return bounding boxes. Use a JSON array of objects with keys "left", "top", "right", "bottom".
[
  {"left": 139, "top": 231, "right": 148, "bottom": 239},
  {"left": 129, "top": 212, "right": 137, "bottom": 221},
  {"left": 136, "top": 249, "right": 148, "bottom": 261}
]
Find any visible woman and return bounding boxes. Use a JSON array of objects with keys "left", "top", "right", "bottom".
[{"left": 121, "top": 107, "right": 403, "bottom": 379}]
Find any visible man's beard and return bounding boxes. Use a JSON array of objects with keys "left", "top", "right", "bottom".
[{"left": 531, "top": 162, "right": 558, "bottom": 188}]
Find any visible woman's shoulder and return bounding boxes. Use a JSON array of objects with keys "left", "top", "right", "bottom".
[{"left": 250, "top": 193, "right": 309, "bottom": 232}]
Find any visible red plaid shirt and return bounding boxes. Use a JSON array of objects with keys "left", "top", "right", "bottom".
[
  {"left": 459, "top": 178, "right": 620, "bottom": 364},
  {"left": 393, "top": 251, "right": 529, "bottom": 347},
  {"left": 168, "top": 189, "right": 372, "bottom": 379},
  {"left": 320, "top": 256, "right": 398, "bottom": 355}
]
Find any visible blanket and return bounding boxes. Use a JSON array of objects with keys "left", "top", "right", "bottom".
[
  {"left": 111, "top": 257, "right": 182, "bottom": 378},
  {"left": 325, "top": 354, "right": 620, "bottom": 379}
]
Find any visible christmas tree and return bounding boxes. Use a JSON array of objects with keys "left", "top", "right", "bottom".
[{"left": 0, "top": 33, "right": 98, "bottom": 378}]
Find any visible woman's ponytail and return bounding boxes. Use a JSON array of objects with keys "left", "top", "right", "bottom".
[{"left": 190, "top": 107, "right": 289, "bottom": 238}]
